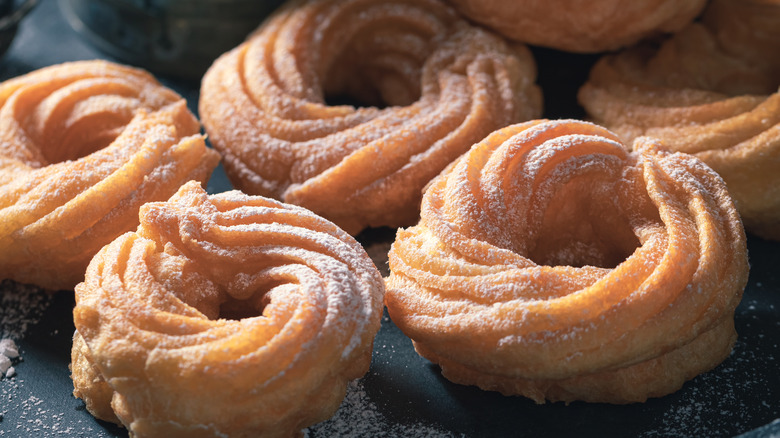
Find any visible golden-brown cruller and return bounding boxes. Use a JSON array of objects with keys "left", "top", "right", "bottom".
[
  {"left": 579, "top": 0, "right": 780, "bottom": 240},
  {"left": 71, "top": 181, "right": 385, "bottom": 437},
  {"left": 385, "top": 119, "right": 749, "bottom": 404},
  {"left": 199, "top": 0, "right": 542, "bottom": 235},
  {"left": 443, "top": 0, "right": 707, "bottom": 53},
  {"left": 0, "top": 60, "right": 220, "bottom": 290}
]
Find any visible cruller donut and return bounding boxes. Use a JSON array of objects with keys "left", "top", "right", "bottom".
[
  {"left": 444, "top": 0, "right": 707, "bottom": 53},
  {"left": 199, "top": 0, "right": 542, "bottom": 235},
  {"left": 385, "top": 120, "right": 748, "bottom": 404},
  {"left": 578, "top": 0, "right": 780, "bottom": 240},
  {"left": 0, "top": 60, "right": 220, "bottom": 290},
  {"left": 71, "top": 181, "right": 385, "bottom": 437}
]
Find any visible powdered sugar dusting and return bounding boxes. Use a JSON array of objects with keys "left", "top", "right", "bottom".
[
  {"left": 0, "top": 280, "right": 52, "bottom": 341},
  {"left": 641, "top": 337, "right": 774, "bottom": 437},
  {"left": 0, "top": 280, "right": 51, "bottom": 385},
  {"left": 0, "top": 338, "right": 19, "bottom": 379},
  {"left": 305, "top": 379, "right": 459, "bottom": 438},
  {"left": 0, "top": 391, "right": 99, "bottom": 437}
]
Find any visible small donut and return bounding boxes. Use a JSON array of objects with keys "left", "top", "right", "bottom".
[
  {"left": 578, "top": 0, "right": 780, "bottom": 240},
  {"left": 385, "top": 120, "right": 748, "bottom": 404},
  {"left": 199, "top": 0, "right": 542, "bottom": 235},
  {"left": 0, "top": 60, "right": 220, "bottom": 290},
  {"left": 71, "top": 181, "right": 385, "bottom": 437},
  {"left": 444, "top": 0, "right": 707, "bottom": 53}
]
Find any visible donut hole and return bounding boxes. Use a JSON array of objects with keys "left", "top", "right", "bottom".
[
  {"left": 321, "top": 22, "right": 429, "bottom": 108},
  {"left": 527, "top": 175, "right": 641, "bottom": 269},
  {"left": 217, "top": 294, "right": 270, "bottom": 320},
  {"left": 150, "top": 252, "right": 278, "bottom": 321},
  {"left": 44, "top": 112, "right": 132, "bottom": 163},
  {"left": 35, "top": 94, "right": 140, "bottom": 164},
  {"left": 181, "top": 282, "right": 279, "bottom": 321},
  {"left": 215, "top": 278, "right": 293, "bottom": 321}
]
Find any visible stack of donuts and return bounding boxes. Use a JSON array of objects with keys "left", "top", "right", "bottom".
[{"left": 1, "top": 0, "right": 774, "bottom": 435}]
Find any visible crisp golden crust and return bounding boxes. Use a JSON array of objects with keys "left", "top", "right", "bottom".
[
  {"left": 72, "top": 181, "right": 385, "bottom": 437},
  {"left": 199, "top": 0, "right": 542, "bottom": 235},
  {"left": 444, "top": 0, "right": 707, "bottom": 53},
  {"left": 0, "top": 60, "right": 220, "bottom": 290},
  {"left": 385, "top": 120, "right": 748, "bottom": 404},
  {"left": 579, "top": 0, "right": 780, "bottom": 240},
  {"left": 70, "top": 331, "right": 119, "bottom": 424}
]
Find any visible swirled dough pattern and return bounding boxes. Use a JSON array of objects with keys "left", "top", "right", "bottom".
[
  {"left": 0, "top": 60, "right": 220, "bottom": 290},
  {"left": 579, "top": 0, "right": 780, "bottom": 240},
  {"left": 199, "top": 0, "right": 542, "bottom": 235},
  {"left": 444, "top": 0, "right": 707, "bottom": 53},
  {"left": 72, "top": 181, "right": 385, "bottom": 437},
  {"left": 385, "top": 120, "right": 748, "bottom": 404}
]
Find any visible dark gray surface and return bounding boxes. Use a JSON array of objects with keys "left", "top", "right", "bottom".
[{"left": 0, "top": 1, "right": 778, "bottom": 437}]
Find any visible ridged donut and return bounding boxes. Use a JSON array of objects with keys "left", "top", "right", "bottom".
[
  {"left": 385, "top": 120, "right": 748, "bottom": 404},
  {"left": 443, "top": 0, "right": 707, "bottom": 53},
  {"left": 578, "top": 0, "right": 780, "bottom": 240},
  {"left": 0, "top": 60, "right": 220, "bottom": 290},
  {"left": 199, "top": 0, "right": 542, "bottom": 235},
  {"left": 71, "top": 181, "right": 385, "bottom": 437}
]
